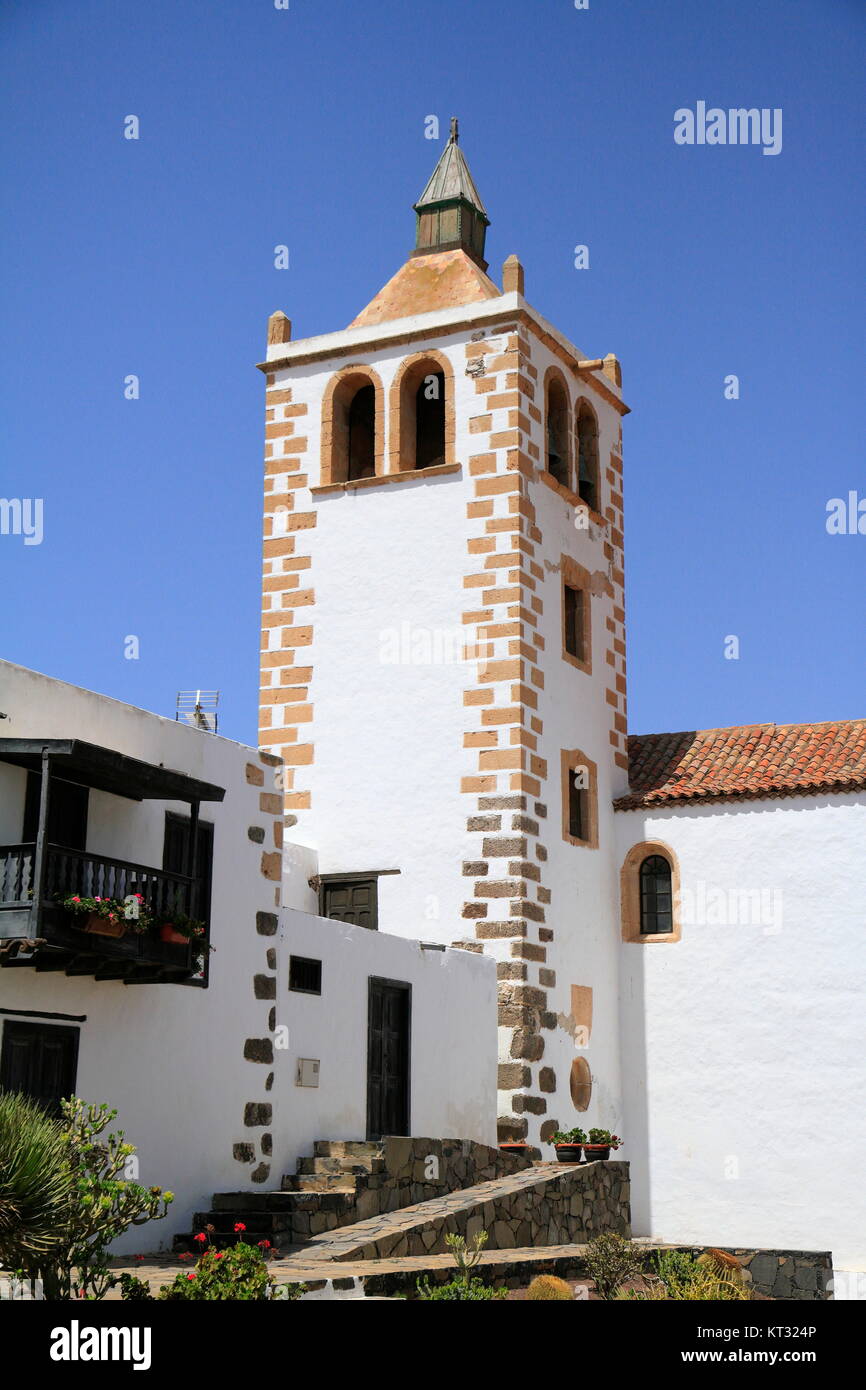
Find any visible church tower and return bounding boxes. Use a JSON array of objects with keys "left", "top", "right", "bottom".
[{"left": 258, "top": 123, "right": 630, "bottom": 1144}]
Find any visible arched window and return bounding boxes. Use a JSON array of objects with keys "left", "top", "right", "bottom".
[
  {"left": 546, "top": 377, "right": 570, "bottom": 488},
  {"left": 576, "top": 401, "right": 600, "bottom": 512},
  {"left": 639, "top": 855, "right": 673, "bottom": 935},
  {"left": 347, "top": 384, "right": 376, "bottom": 480},
  {"left": 322, "top": 367, "right": 383, "bottom": 486},
  {"left": 390, "top": 354, "right": 453, "bottom": 473},
  {"left": 414, "top": 371, "right": 445, "bottom": 469}
]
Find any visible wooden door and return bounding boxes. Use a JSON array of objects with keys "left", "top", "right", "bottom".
[
  {"left": 366, "top": 978, "right": 410, "bottom": 1140},
  {"left": 0, "top": 1020, "right": 80, "bottom": 1115}
]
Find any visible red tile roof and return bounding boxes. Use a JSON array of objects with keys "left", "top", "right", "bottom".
[{"left": 615, "top": 719, "right": 866, "bottom": 810}]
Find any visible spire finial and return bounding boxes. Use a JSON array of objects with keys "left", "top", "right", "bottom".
[{"left": 449, "top": 116, "right": 459, "bottom": 144}]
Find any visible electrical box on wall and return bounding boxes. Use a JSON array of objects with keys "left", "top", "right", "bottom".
[{"left": 296, "top": 1058, "right": 320, "bottom": 1088}]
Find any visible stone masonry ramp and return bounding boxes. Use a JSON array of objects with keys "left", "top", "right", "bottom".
[{"left": 286, "top": 1160, "right": 630, "bottom": 1265}]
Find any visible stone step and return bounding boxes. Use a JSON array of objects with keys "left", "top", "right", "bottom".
[
  {"left": 313, "top": 1140, "right": 384, "bottom": 1160},
  {"left": 276, "top": 1189, "right": 356, "bottom": 1214},
  {"left": 298, "top": 1154, "right": 385, "bottom": 1176},
  {"left": 172, "top": 1229, "right": 288, "bottom": 1255},
  {"left": 211, "top": 1191, "right": 298, "bottom": 1213},
  {"left": 283, "top": 1173, "right": 357, "bottom": 1193},
  {"left": 192, "top": 1210, "right": 293, "bottom": 1235}
]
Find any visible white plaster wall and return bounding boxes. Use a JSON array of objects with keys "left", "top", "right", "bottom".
[
  {"left": 0, "top": 660, "right": 284, "bottom": 1252},
  {"left": 617, "top": 794, "right": 866, "bottom": 1279},
  {"left": 270, "top": 909, "right": 498, "bottom": 1172},
  {"left": 0, "top": 660, "right": 498, "bottom": 1252}
]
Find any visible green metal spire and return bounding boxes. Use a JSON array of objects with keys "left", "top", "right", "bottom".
[{"left": 412, "top": 118, "right": 490, "bottom": 268}]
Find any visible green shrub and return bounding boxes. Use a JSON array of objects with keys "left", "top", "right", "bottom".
[
  {"left": 35, "top": 1098, "right": 173, "bottom": 1299},
  {"left": 416, "top": 1230, "right": 508, "bottom": 1300},
  {"left": 160, "top": 1238, "right": 304, "bottom": 1301},
  {"left": 417, "top": 1275, "right": 508, "bottom": 1300},
  {"left": 583, "top": 1232, "right": 644, "bottom": 1299},
  {"left": 617, "top": 1249, "right": 750, "bottom": 1302},
  {"left": 0, "top": 1092, "right": 73, "bottom": 1275}
]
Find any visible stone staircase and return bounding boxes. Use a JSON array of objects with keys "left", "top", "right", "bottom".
[{"left": 173, "top": 1136, "right": 533, "bottom": 1255}]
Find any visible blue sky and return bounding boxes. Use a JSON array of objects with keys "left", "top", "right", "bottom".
[{"left": 1, "top": 0, "right": 863, "bottom": 744}]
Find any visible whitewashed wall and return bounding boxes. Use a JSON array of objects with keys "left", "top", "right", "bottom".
[
  {"left": 0, "top": 661, "right": 498, "bottom": 1252},
  {"left": 617, "top": 793, "right": 866, "bottom": 1290},
  {"left": 0, "top": 661, "right": 286, "bottom": 1252},
  {"left": 273, "top": 909, "right": 498, "bottom": 1169}
]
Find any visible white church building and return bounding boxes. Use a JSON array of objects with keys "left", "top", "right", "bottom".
[
  {"left": 1, "top": 126, "right": 863, "bottom": 1290},
  {"left": 257, "top": 123, "right": 866, "bottom": 1290}
]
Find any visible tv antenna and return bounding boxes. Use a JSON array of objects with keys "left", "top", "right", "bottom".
[{"left": 176, "top": 690, "right": 220, "bottom": 734}]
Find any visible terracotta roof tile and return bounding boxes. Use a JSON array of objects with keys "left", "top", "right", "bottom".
[{"left": 614, "top": 719, "right": 866, "bottom": 810}]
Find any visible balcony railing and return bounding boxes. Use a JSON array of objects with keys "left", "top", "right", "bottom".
[{"left": 0, "top": 843, "right": 201, "bottom": 981}]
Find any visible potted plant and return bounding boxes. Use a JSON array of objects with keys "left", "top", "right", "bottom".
[
  {"left": 156, "top": 913, "right": 207, "bottom": 947},
  {"left": 499, "top": 1139, "right": 529, "bottom": 1154},
  {"left": 550, "top": 1127, "right": 586, "bottom": 1163},
  {"left": 60, "top": 893, "right": 151, "bottom": 940},
  {"left": 582, "top": 1128, "right": 623, "bottom": 1162}
]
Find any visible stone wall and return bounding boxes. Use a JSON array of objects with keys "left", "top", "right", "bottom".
[
  {"left": 300, "top": 1160, "right": 631, "bottom": 1263},
  {"left": 289, "top": 1137, "right": 533, "bottom": 1240}
]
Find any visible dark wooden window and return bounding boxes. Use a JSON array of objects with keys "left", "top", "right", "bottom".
[
  {"left": 546, "top": 379, "right": 569, "bottom": 488},
  {"left": 0, "top": 1020, "right": 79, "bottom": 1116},
  {"left": 289, "top": 956, "right": 322, "bottom": 995},
  {"left": 577, "top": 402, "right": 599, "bottom": 512},
  {"left": 639, "top": 855, "right": 673, "bottom": 935},
  {"left": 564, "top": 583, "right": 586, "bottom": 662},
  {"left": 321, "top": 877, "right": 377, "bottom": 930},
  {"left": 347, "top": 384, "right": 376, "bottom": 481},
  {"left": 366, "top": 978, "right": 410, "bottom": 1140},
  {"left": 568, "top": 773, "right": 588, "bottom": 841},
  {"left": 415, "top": 372, "right": 445, "bottom": 469},
  {"left": 163, "top": 813, "right": 213, "bottom": 924},
  {"left": 23, "top": 773, "right": 89, "bottom": 850}
]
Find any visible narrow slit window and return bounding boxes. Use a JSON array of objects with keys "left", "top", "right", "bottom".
[
  {"left": 564, "top": 583, "right": 586, "bottom": 662},
  {"left": 639, "top": 855, "right": 673, "bottom": 935},
  {"left": 569, "top": 773, "right": 587, "bottom": 841}
]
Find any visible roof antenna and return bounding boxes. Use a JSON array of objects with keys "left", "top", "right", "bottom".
[{"left": 175, "top": 690, "right": 220, "bottom": 734}]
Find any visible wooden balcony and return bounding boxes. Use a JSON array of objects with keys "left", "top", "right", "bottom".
[{"left": 0, "top": 843, "right": 203, "bottom": 982}]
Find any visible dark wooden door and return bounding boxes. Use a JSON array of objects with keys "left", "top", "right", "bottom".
[
  {"left": 0, "top": 1020, "right": 79, "bottom": 1115},
  {"left": 366, "top": 978, "right": 410, "bottom": 1140}
]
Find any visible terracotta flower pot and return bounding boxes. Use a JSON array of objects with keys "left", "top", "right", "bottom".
[
  {"left": 159, "top": 924, "right": 190, "bottom": 945},
  {"left": 83, "top": 912, "right": 126, "bottom": 939},
  {"left": 583, "top": 1144, "right": 611, "bottom": 1161},
  {"left": 553, "top": 1143, "right": 584, "bottom": 1164}
]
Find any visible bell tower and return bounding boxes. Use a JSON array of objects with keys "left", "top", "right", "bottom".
[{"left": 258, "top": 126, "right": 630, "bottom": 1145}]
